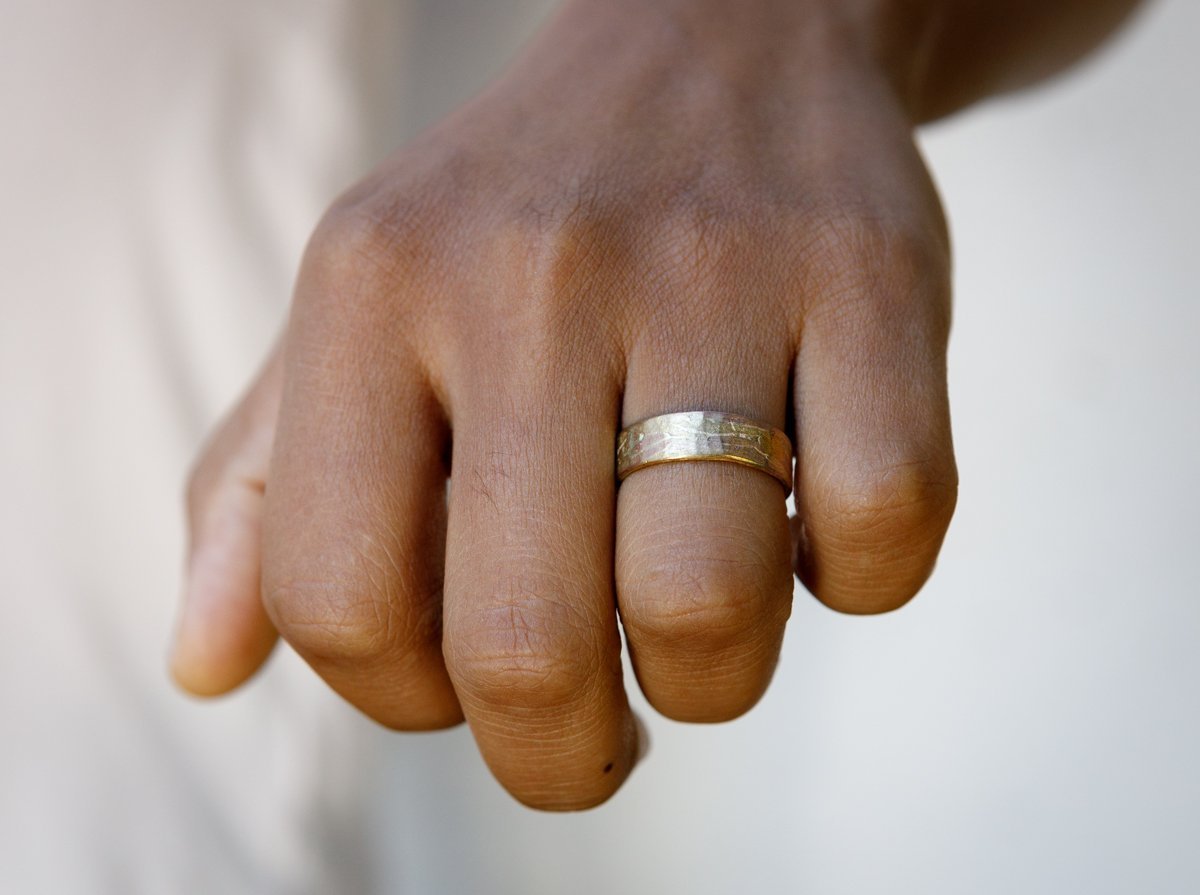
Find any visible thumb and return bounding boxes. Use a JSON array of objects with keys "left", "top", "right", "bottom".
[{"left": 171, "top": 345, "right": 283, "bottom": 696}]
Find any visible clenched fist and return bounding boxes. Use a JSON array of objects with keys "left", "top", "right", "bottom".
[{"left": 172, "top": 0, "right": 1141, "bottom": 809}]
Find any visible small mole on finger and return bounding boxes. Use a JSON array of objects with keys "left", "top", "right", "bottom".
[{"left": 603, "top": 762, "right": 614, "bottom": 774}]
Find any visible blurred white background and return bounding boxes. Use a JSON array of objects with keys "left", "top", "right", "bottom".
[{"left": 1, "top": 0, "right": 1195, "bottom": 892}]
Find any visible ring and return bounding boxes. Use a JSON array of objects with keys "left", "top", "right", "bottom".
[{"left": 616, "top": 411, "right": 794, "bottom": 497}]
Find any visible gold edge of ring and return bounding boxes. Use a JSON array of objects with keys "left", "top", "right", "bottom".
[{"left": 617, "top": 453, "right": 792, "bottom": 491}]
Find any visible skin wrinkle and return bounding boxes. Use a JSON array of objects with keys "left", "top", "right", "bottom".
[
  {"left": 623, "top": 510, "right": 781, "bottom": 553},
  {"left": 453, "top": 663, "right": 615, "bottom": 738},
  {"left": 639, "top": 627, "right": 785, "bottom": 682},
  {"left": 804, "top": 451, "right": 956, "bottom": 532},
  {"left": 444, "top": 410, "right": 620, "bottom": 717},
  {"left": 620, "top": 527, "right": 782, "bottom": 606},
  {"left": 267, "top": 588, "right": 392, "bottom": 660},
  {"left": 820, "top": 486, "right": 957, "bottom": 547},
  {"left": 626, "top": 560, "right": 763, "bottom": 620},
  {"left": 616, "top": 459, "right": 792, "bottom": 716},
  {"left": 354, "top": 532, "right": 442, "bottom": 641},
  {"left": 454, "top": 467, "right": 604, "bottom": 547},
  {"left": 470, "top": 701, "right": 612, "bottom": 748},
  {"left": 256, "top": 302, "right": 466, "bottom": 726},
  {"left": 457, "top": 530, "right": 612, "bottom": 583},
  {"left": 289, "top": 451, "right": 437, "bottom": 576},
  {"left": 621, "top": 567, "right": 789, "bottom": 647},
  {"left": 267, "top": 562, "right": 418, "bottom": 661},
  {"left": 452, "top": 336, "right": 616, "bottom": 433},
  {"left": 464, "top": 571, "right": 607, "bottom": 644},
  {"left": 531, "top": 213, "right": 669, "bottom": 361},
  {"left": 802, "top": 227, "right": 949, "bottom": 321}
]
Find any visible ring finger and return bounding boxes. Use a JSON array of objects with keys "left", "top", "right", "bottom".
[{"left": 615, "top": 307, "right": 795, "bottom": 722}]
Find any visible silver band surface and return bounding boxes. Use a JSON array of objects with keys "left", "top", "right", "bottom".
[{"left": 616, "top": 411, "right": 793, "bottom": 497}]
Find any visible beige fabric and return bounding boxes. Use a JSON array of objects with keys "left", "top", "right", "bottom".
[
  {"left": 0, "top": 2, "right": 401, "bottom": 890},
  {"left": 3, "top": 0, "right": 1197, "bottom": 892},
  {"left": 0, "top": 0, "right": 567, "bottom": 888},
  {"left": 0, "top": 0, "right": 552, "bottom": 890}
]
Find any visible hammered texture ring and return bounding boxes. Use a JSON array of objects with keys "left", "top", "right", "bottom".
[{"left": 616, "top": 411, "right": 794, "bottom": 497}]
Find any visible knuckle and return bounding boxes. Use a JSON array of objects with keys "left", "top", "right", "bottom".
[
  {"left": 822, "top": 453, "right": 959, "bottom": 547},
  {"left": 302, "top": 189, "right": 443, "bottom": 307},
  {"left": 264, "top": 577, "right": 401, "bottom": 666},
  {"left": 509, "top": 185, "right": 753, "bottom": 329},
  {"left": 802, "top": 205, "right": 951, "bottom": 319},
  {"left": 446, "top": 594, "right": 601, "bottom": 712},
  {"left": 653, "top": 209, "right": 762, "bottom": 310},
  {"left": 621, "top": 552, "right": 788, "bottom": 652},
  {"left": 802, "top": 180, "right": 946, "bottom": 255},
  {"left": 306, "top": 201, "right": 393, "bottom": 280},
  {"left": 450, "top": 203, "right": 634, "bottom": 387},
  {"left": 821, "top": 206, "right": 941, "bottom": 264},
  {"left": 508, "top": 201, "right": 627, "bottom": 339},
  {"left": 453, "top": 651, "right": 587, "bottom": 713},
  {"left": 292, "top": 196, "right": 447, "bottom": 372}
]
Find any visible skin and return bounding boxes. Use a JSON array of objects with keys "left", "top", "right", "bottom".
[{"left": 171, "top": 0, "right": 1146, "bottom": 810}]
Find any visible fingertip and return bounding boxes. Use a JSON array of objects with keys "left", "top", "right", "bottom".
[
  {"left": 176, "top": 342, "right": 283, "bottom": 698},
  {"left": 169, "top": 654, "right": 276, "bottom": 699},
  {"left": 169, "top": 585, "right": 278, "bottom": 697},
  {"left": 171, "top": 496, "right": 277, "bottom": 697}
]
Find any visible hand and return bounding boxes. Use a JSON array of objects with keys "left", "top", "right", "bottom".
[{"left": 172, "top": 0, "right": 959, "bottom": 809}]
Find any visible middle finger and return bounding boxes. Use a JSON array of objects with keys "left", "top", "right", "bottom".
[{"left": 441, "top": 346, "right": 638, "bottom": 811}]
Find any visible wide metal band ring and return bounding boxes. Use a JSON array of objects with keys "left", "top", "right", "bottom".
[{"left": 616, "top": 410, "right": 794, "bottom": 497}]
